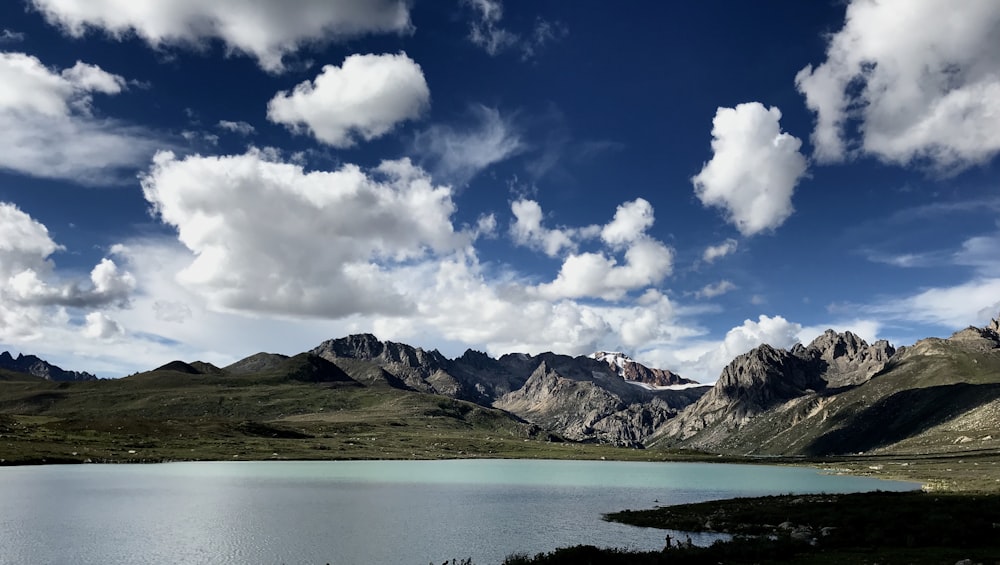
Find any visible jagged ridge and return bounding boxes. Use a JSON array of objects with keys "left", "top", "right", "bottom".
[{"left": 0, "top": 351, "right": 97, "bottom": 381}]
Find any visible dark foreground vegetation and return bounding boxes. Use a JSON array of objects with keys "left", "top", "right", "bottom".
[{"left": 501, "top": 491, "right": 1000, "bottom": 564}]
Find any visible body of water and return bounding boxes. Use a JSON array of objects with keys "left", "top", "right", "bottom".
[{"left": 0, "top": 459, "right": 917, "bottom": 564}]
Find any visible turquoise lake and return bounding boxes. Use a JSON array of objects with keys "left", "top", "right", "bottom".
[{"left": 0, "top": 459, "right": 918, "bottom": 564}]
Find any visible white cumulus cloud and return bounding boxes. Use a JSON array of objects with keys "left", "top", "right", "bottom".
[
  {"left": 601, "top": 198, "right": 654, "bottom": 247},
  {"left": 691, "top": 103, "right": 808, "bottom": 236},
  {"left": 0, "top": 52, "right": 161, "bottom": 184},
  {"left": 30, "top": 0, "right": 412, "bottom": 73},
  {"left": 82, "top": 311, "right": 124, "bottom": 340},
  {"left": 509, "top": 199, "right": 598, "bottom": 257},
  {"left": 0, "top": 202, "right": 136, "bottom": 347},
  {"left": 267, "top": 53, "right": 429, "bottom": 147},
  {"left": 796, "top": 0, "right": 1000, "bottom": 172},
  {"left": 217, "top": 120, "right": 255, "bottom": 136},
  {"left": 702, "top": 238, "right": 738, "bottom": 263},
  {"left": 140, "top": 150, "right": 469, "bottom": 318},
  {"left": 536, "top": 238, "right": 674, "bottom": 301},
  {"left": 695, "top": 280, "right": 736, "bottom": 299}
]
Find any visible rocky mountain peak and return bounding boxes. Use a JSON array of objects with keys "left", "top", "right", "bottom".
[
  {"left": 456, "top": 349, "right": 494, "bottom": 367},
  {"left": 797, "top": 330, "right": 896, "bottom": 387},
  {"left": 312, "top": 334, "right": 449, "bottom": 368},
  {"left": 656, "top": 332, "right": 898, "bottom": 445},
  {"left": 310, "top": 334, "right": 461, "bottom": 396},
  {"left": 0, "top": 351, "right": 97, "bottom": 381},
  {"left": 590, "top": 351, "right": 633, "bottom": 368},
  {"left": 588, "top": 351, "right": 695, "bottom": 387},
  {"left": 806, "top": 330, "right": 866, "bottom": 359}
]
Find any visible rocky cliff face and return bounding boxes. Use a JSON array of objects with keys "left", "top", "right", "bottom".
[
  {"left": 655, "top": 331, "right": 898, "bottom": 449},
  {"left": 0, "top": 351, "right": 97, "bottom": 381},
  {"left": 448, "top": 349, "right": 525, "bottom": 401},
  {"left": 493, "top": 358, "right": 703, "bottom": 446},
  {"left": 793, "top": 330, "right": 896, "bottom": 387}
]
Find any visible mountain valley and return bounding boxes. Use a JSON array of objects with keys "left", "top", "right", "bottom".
[{"left": 2, "top": 315, "right": 999, "bottom": 471}]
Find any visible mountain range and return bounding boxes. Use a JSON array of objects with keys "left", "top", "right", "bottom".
[
  {"left": 2, "top": 315, "right": 998, "bottom": 457},
  {"left": 0, "top": 351, "right": 96, "bottom": 381}
]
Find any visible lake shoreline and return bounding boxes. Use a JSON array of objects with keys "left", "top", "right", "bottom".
[
  {"left": 5, "top": 410, "right": 999, "bottom": 492},
  {"left": 8, "top": 444, "right": 1000, "bottom": 493}
]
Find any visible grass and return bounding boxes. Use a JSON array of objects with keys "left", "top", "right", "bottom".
[{"left": 0, "top": 374, "right": 719, "bottom": 465}]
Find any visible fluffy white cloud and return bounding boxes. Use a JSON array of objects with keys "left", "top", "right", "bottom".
[
  {"left": 140, "top": 150, "right": 469, "bottom": 318},
  {"left": 82, "top": 311, "right": 124, "bottom": 339},
  {"left": 30, "top": 0, "right": 412, "bottom": 73},
  {"left": 267, "top": 53, "right": 429, "bottom": 147},
  {"left": 217, "top": 120, "right": 255, "bottom": 136},
  {"left": 0, "top": 52, "right": 160, "bottom": 183},
  {"left": 509, "top": 197, "right": 673, "bottom": 301},
  {"left": 509, "top": 199, "right": 598, "bottom": 257},
  {"left": 601, "top": 198, "right": 654, "bottom": 247},
  {"left": 695, "top": 280, "right": 736, "bottom": 299},
  {"left": 60, "top": 61, "right": 125, "bottom": 96},
  {"left": 0, "top": 202, "right": 136, "bottom": 356},
  {"left": 703, "top": 238, "right": 738, "bottom": 263},
  {"left": 536, "top": 239, "right": 674, "bottom": 301},
  {"left": 0, "top": 202, "right": 61, "bottom": 274},
  {"left": 7, "top": 258, "right": 134, "bottom": 308},
  {"left": 362, "top": 257, "right": 690, "bottom": 359},
  {"left": 0, "top": 203, "right": 135, "bottom": 310},
  {"left": 511, "top": 197, "right": 661, "bottom": 260},
  {"left": 691, "top": 103, "right": 808, "bottom": 236},
  {"left": 413, "top": 105, "right": 523, "bottom": 185},
  {"left": 796, "top": 0, "right": 1000, "bottom": 172}
]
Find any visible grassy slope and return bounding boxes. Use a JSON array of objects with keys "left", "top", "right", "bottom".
[{"left": 0, "top": 363, "right": 716, "bottom": 465}]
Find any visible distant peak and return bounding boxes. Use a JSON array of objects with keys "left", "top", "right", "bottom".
[
  {"left": 589, "top": 351, "right": 633, "bottom": 361},
  {"left": 588, "top": 350, "right": 694, "bottom": 386}
]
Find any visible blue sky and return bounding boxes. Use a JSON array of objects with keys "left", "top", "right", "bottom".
[{"left": 1, "top": 0, "right": 999, "bottom": 381}]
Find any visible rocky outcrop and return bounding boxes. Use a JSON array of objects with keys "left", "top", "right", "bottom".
[
  {"left": 493, "top": 360, "right": 701, "bottom": 446},
  {"left": 589, "top": 351, "right": 696, "bottom": 386},
  {"left": 448, "top": 349, "right": 525, "bottom": 401},
  {"left": 311, "top": 334, "right": 468, "bottom": 397},
  {"left": 794, "top": 330, "right": 896, "bottom": 387},
  {"left": 655, "top": 331, "right": 898, "bottom": 449},
  {"left": 0, "top": 351, "right": 97, "bottom": 381},
  {"left": 947, "top": 316, "right": 1000, "bottom": 353}
]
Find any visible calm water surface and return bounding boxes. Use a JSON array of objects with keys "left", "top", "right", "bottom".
[{"left": 0, "top": 459, "right": 917, "bottom": 564}]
